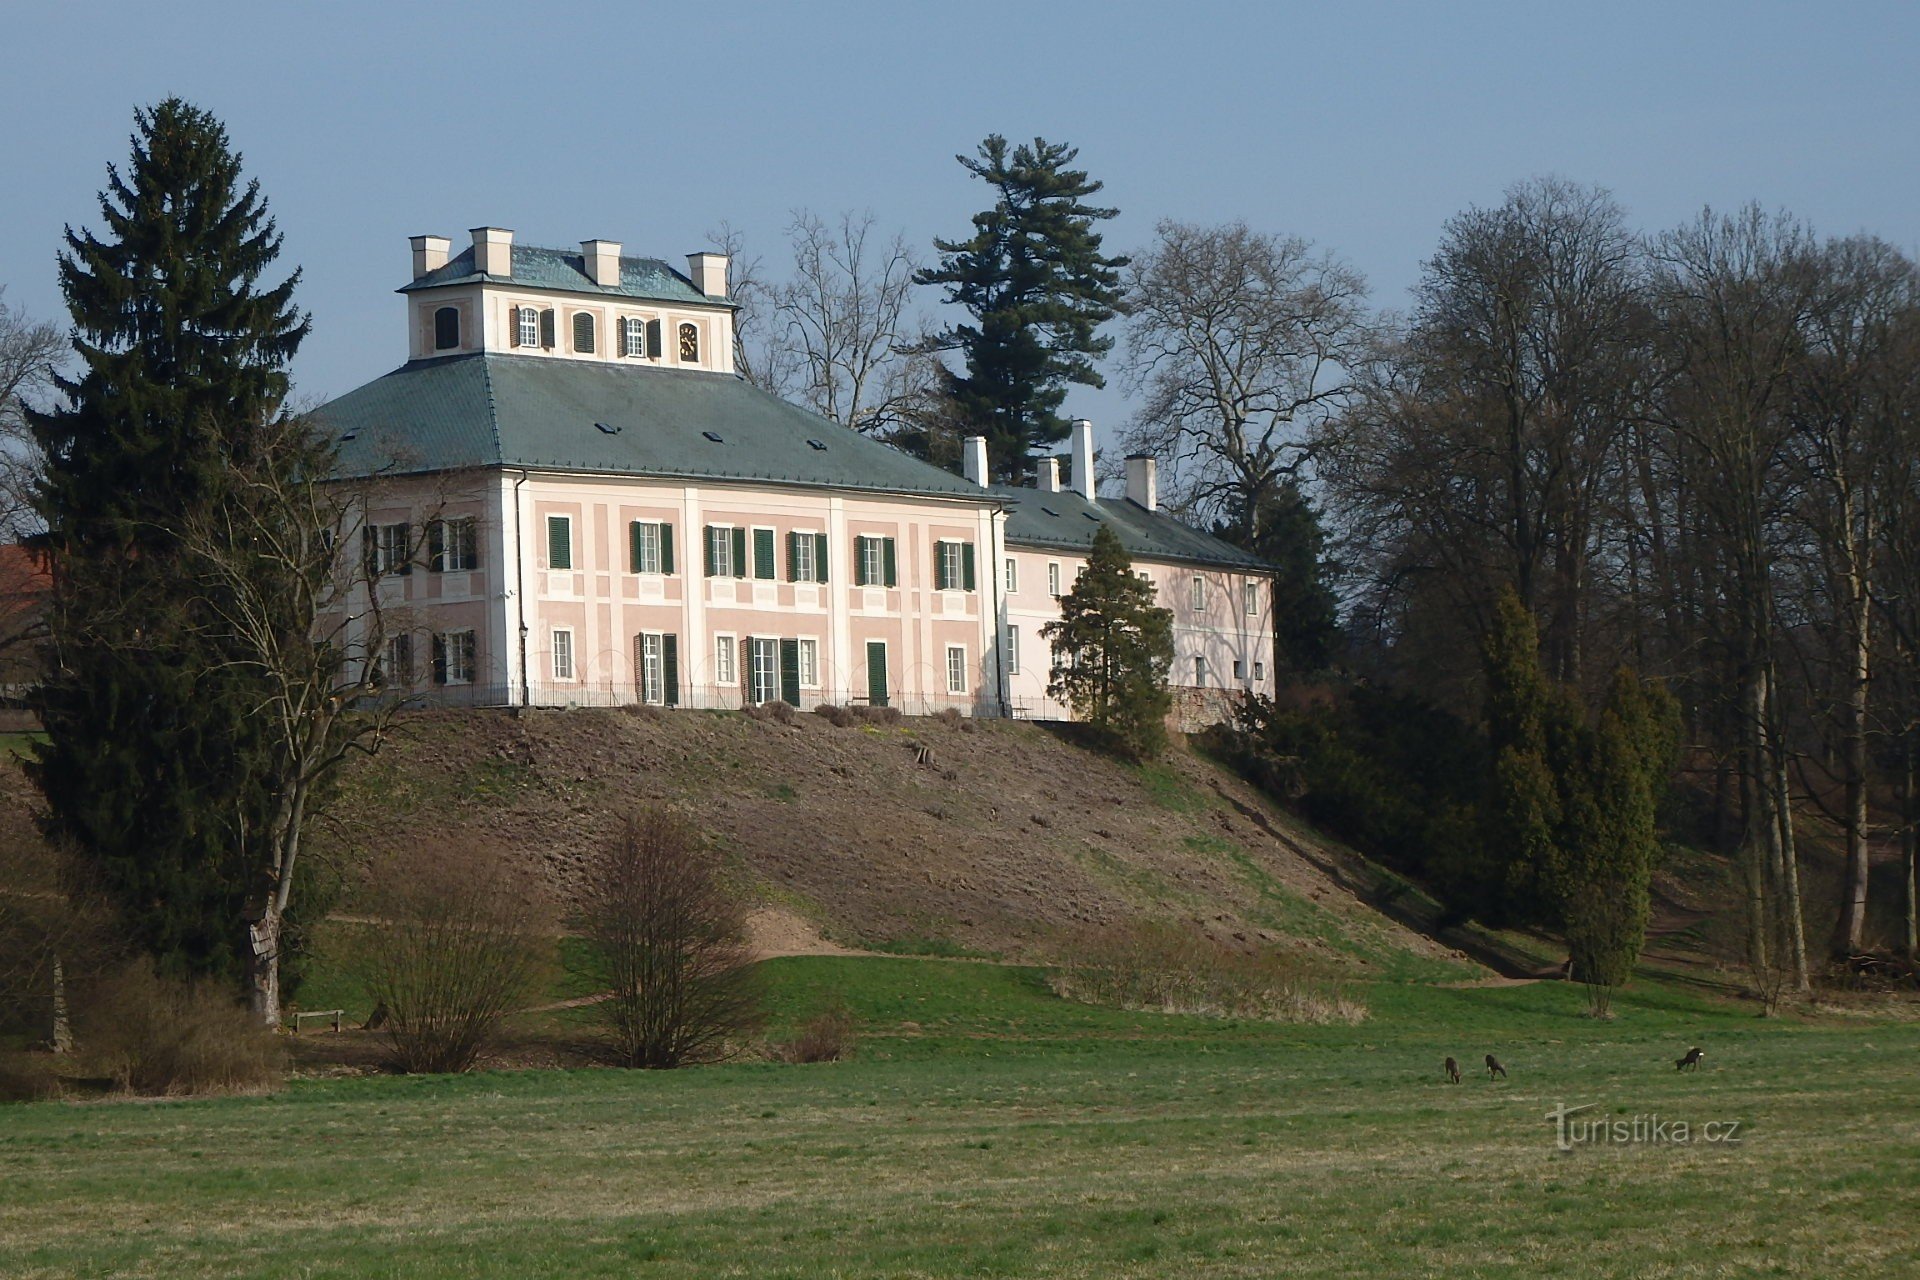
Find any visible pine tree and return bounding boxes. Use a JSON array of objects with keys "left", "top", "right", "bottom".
[
  {"left": 27, "top": 99, "right": 308, "bottom": 986},
  {"left": 916, "top": 136, "right": 1127, "bottom": 484},
  {"left": 1042, "top": 526, "right": 1174, "bottom": 759}
]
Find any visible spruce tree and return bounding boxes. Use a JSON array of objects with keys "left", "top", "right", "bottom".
[
  {"left": 1042, "top": 526, "right": 1174, "bottom": 759},
  {"left": 28, "top": 99, "right": 308, "bottom": 985},
  {"left": 916, "top": 135, "right": 1127, "bottom": 484},
  {"left": 1219, "top": 478, "right": 1339, "bottom": 673}
]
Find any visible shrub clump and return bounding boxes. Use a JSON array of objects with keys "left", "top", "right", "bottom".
[
  {"left": 813, "top": 703, "right": 859, "bottom": 728},
  {"left": 747, "top": 700, "right": 798, "bottom": 725},
  {"left": 82, "top": 964, "right": 285, "bottom": 1095},
  {"left": 769, "top": 1002, "right": 856, "bottom": 1064},
  {"left": 1048, "top": 922, "right": 1366, "bottom": 1024}
]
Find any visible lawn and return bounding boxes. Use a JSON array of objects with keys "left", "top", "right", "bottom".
[{"left": 1, "top": 957, "right": 1916, "bottom": 1279}]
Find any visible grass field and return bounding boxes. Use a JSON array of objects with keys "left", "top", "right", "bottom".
[{"left": 3, "top": 958, "right": 1917, "bottom": 1279}]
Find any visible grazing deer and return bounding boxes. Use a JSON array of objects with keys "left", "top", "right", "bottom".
[
  {"left": 1444, "top": 1056, "right": 1461, "bottom": 1084},
  {"left": 1676, "top": 1046, "right": 1704, "bottom": 1071},
  {"left": 1485, "top": 1053, "right": 1507, "bottom": 1080}
]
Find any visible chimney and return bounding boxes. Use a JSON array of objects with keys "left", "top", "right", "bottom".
[
  {"left": 1070, "top": 419, "right": 1096, "bottom": 501},
  {"left": 1037, "top": 456, "right": 1060, "bottom": 493},
  {"left": 686, "top": 251, "right": 729, "bottom": 297},
  {"left": 471, "top": 226, "right": 514, "bottom": 277},
  {"left": 963, "top": 435, "right": 989, "bottom": 487},
  {"left": 583, "top": 239, "right": 622, "bottom": 287},
  {"left": 1125, "top": 454, "right": 1158, "bottom": 512},
  {"left": 409, "top": 234, "right": 450, "bottom": 280}
]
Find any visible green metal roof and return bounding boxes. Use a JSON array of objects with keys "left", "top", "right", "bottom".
[
  {"left": 398, "top": 245, "right": 722, "bottom": 307},
  {"left": 314, "top": 353, "right": 1269, "bottom": 571},
  {"left": 317, "top": 354, "right": 989, "bottom": 500},
  {"left": 990, "top": 483, "right": 1269, "bottom": 572}
]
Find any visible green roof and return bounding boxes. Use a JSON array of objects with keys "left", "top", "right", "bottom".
[
  {"left": 398, "top": 245, "right": 722, "bottom": 307},
  {"left": 315, "top": 354, "right": 1269, "bottom": 571},
  {"left": 317, "top": 354, "right": 988, "bottom": 501},
  {"left": 989, "top": 484, "right": 1269, "bottom": 572}
]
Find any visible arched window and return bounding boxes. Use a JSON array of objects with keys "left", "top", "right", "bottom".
[
  {"left": 678, "top": 322, "right": 699, "bottom": 363},
  {"left": 573, "top": 312, "right": 596, "bottom": 354},
  {"left": 433, "top": 306, "right": 460, "bottom": 350}
]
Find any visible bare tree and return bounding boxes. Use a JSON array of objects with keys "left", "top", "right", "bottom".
[
  {"left": 0, "top": 287, "right": 62, "bottom": 542},
  {"left": 178, "top": 414, "right": 447, "bottom": 1026},
  {"left": 573, "top": 808, "right": 762, "bottom": 1068},
  {"left": 707, "top": 221, "right": 801, "bottom": 399},
  {"left": 1121, "top": 219, "right": 1370, "bottom": 538},
  {"left": 774, "top": 210, "right": 929, "bottom": 436}
]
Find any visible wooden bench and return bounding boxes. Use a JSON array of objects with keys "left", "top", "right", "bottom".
[{"left": 289, "top": 1009, "right": 345, "bottom": 1034}]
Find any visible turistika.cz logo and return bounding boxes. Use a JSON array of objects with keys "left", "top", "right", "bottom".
[{"left": 1546, "top": 1102, "right": 1745, "bottom": 1152}]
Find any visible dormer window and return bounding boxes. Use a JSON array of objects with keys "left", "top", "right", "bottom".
[
  {"left": 621, "top": 316, "right": 647, "bottom": 358},
  {"left": 678, "top": 322, "right": 699, "bottom": 363},
  {"left": 433, "top": 306, "right": 460, "bottom": 350},
  {"left": 573, "top": 312, "right": 596, "bottom": 354},
  {"left": 515, "top": 306, "right": 539, "bottom": 348}
]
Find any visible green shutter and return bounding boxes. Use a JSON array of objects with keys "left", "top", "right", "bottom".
[
  {"left": 754, "top": 528, "right": 775, "bottom": 580},
  {"left": 428, "top": 520, "right": 445, "bottom": 573},
  {"left": 963, "top": 542, "right": 976, "bottom": 592},
  {"left": 396, "top": 522, "right": 412, "bottom": 575},
  {"left": 934, "top": 541, "right": 949, "bottom": 591},
  {"left": 866, "top": 642, "right": 888, "bottom": 708},
  {"left": 779, "top": 638, "right": 801, "bottom": 706},
  {"left": 703, "top": 525, "right": 716, "bottom": 576},
  {"left": 786, "top": 531, "right": 799, "bottom": 582},
  {"left": 660, "top": 523, "right": 674, "bottom": 574},
  {"left": 431, "top": 634, "right": 448, "bottom": 685},
  {"left": 732, "top": 527, "right": 749, "bottom": 578},
  {"left": 883, "top": 537, "right": 897, "bottom": 588},
  {"left": 629, "top": 521, "right": 643, "bottom": 573},
  {"left": 853, "top": 536, "right": 868, "bottom": 585},
  {"left": 547, "top": 516, "right": 570, "bottom": 570},
  {"left": 814, "top": 532, "right": 828, "bottom": 583},
  {"left": 663, "top": 634, "right": 679, "bottom": 706}
]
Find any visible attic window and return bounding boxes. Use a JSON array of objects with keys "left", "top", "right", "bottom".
[
  {"left": 1040, "top": 507, "right": 1059, "bottom": 518},
  {"left": 806, "top": 439, "right": 827, "bottom": 451},
  {"left": 594, "top": 421, "right": 621, "bottom": 435},
  {"left": 339, "top": 431, "right": 358, "bottom": 442},
  {"left": 1083, "top": 512, "right": 1100, "bottom": 522},
  {"left": 702, "top": 431, "right": 724, "bottom": 443}
]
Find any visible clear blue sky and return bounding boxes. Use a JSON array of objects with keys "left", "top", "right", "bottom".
[{"left": 5, "top": 1, "right": 1918, "bottom": 436}]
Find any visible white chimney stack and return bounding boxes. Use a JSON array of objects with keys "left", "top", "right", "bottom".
[
  {"left": 1125, "top": 454, "right": 1158, "bottom": 512},
  {"left": 409, "top": 234, "right": 450, "bottom": 280},
  {"left": 471, "top": 227, "right": 514, "bottom": 277},
  {"left": 686, "top": 251, "right": 729, "bottom": 297},
  {"left": 583, "top": 239, "right": 622, "bottom": 287},
  {"left": 963, "top": 435, "right": 989, "bottom": 487},
  {"left": 1038, "top": 456, "right": 1060, "bottom": 493},
  {"left": 1071, "top": 419, "right": 1096, "bottom": 501}
]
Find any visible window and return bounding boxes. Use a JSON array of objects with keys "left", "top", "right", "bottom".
[
  {"left": 1191, "top": 576, "right": 1206, "bottom": 611},
  {"left": 706, "top": 525, "right": 746, "bottom": 578},
  {"left": 1004, "top": 557, "right": 1018, "bottom": 593},
  {"left": 629, "top": 521, "right": 674, "bottom": 574},
  {"left": 935, "top": 540, "right": 975, "bottom": 592},
  {"left": 855, "top": 535, "right": 896, "bottom": 587},
  {"left": 714, "top": 634, "right": 737, "bottom": 684},
  {"left": 797, "top": 638, "right": 819, "bottom": 688},
  {"left": 433, "top": 306, "right": 460, "bottom": 350},
  {"left": 552, "top": 629, "right": 575, "bottom": 681},
  {"left": 1233, "top": 659, "right": 1246, "bottom": 680},
  {"left": 748, "top": 637, "right": 779, "bottom": 705},
  {"left": 678, "top": 322, "right": 699, "bottom": 362},
  {"left": 429, "top": 518, "right": 477, "bottom": 572},
  {"left": 433, "top": 629, "right": 476, "bottom": 685},
  {"left": 638, "top": 632, "right": 678, "bottom": 706},
  {"left": 367, "top": 521, "right": 410, "bottom": 576},
  {"left": 946, "top": 645, "right": 968, "bottom": 695},
  {"left": 752, "top": 527, "right": 777, "bottom": 580},
  {"left": 572, "top": 311, "right": 596, "bottom": 353},
  {"left": 1048, "top": 561, "right": 1061, "bottom": 598},
  {"left": 1194, "top": 655, "right": 1207, "bottom": 686},
  {"left": 516, "top": 306, "right": 539, "bottom": 348},
  {"left": 788, "top": 531, "right": 825, "bottom": 583},
  {"left": 621, "top": 316, "right": 647, "bottom": 358},
  {"left": 1006, "top": 625, "right": 1020, "bottom": 676},
  {"left": 1253, "top": 661, "right": 1265, "bottom": 682},
  {"left": 547, "top": 515, "right": 573, "bottom": 570},
  {"left": 379, "top": 633, "right": 413, "bottom": 686},
  {"left": 1245, "top": 581, "right": 1260, "bottom": 616}
]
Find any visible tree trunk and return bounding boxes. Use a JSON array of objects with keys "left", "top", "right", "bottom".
[
  {"left": 1763, "top": 663, "right": 1810, "bottom": 992},
  {"left": 1905, "top": 735, "right": 1918, "bottom": 962},
  {"left": 246, "top": 901, "right": 282, "bottom": 1029},
  {"left": 1738, "top": 674, "right": 1771, "bottom": 982},
  {"left": 49, "top": 955, "right": 73, "bottom": 1055},
  {"left": 1833, "top": 570, "right": 1873, "bottom": 958}
]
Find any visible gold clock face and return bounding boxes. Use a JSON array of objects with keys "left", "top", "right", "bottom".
[{"left": 679, "top": 323, "right": 699, "bottom": 362}]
